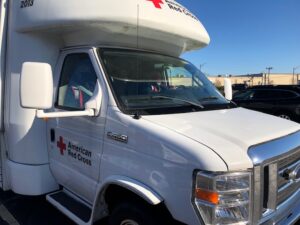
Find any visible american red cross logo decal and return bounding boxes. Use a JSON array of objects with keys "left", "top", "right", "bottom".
[
  {"left": 57, "top": 136, "right": 66, "bottom": 155},
  {"left": 147, "top": 0, "right": 164, "bottom": 9}
]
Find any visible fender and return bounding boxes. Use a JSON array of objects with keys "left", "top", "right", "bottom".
[{"left": 91, "top": 175, "right": 163, "bottom": 222}]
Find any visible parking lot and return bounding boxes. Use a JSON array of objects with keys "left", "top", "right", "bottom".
[{"left": 0, "top": 190, "right": 106, "bottom": 225}]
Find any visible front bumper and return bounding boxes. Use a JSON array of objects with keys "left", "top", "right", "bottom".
[{"left": 260, "top": 189, "right": 300, "bottom": 225}]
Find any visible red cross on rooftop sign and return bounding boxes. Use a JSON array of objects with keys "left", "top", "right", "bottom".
[
  {"left": 57, "top": 136, "right": 66, "bottom": 155},
  {"left": 147, "top": 0, "right": 164, "bottom": 9}
]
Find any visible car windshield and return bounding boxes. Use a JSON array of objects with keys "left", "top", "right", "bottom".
[{"left": 99, "top": 48, "right": 231, "bottom": 114}]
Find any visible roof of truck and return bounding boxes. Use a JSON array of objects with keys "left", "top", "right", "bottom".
[
  {"left": 11, "top": 0, "right": 210, "bottom": 56},
  {"left": 249, "top": 85, "right": 300, "bottom": 93}
]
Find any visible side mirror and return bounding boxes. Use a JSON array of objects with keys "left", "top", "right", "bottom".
[
  {"left": 20, "top": 62, "right": 100, "bottom": 119},
  {"left": 224, "top": 78, "right": 233, "bottom": 101},
  {"left": 20, "top": 62, "right": 53, "bottom": 109}
]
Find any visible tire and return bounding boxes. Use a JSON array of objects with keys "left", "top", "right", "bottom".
[{"left": 108, "top": 202, "right": 163, "bottom": 225}]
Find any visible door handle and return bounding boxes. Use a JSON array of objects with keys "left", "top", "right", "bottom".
[{"left": 50, "top": 129, "right": 55, "bottom": 142}]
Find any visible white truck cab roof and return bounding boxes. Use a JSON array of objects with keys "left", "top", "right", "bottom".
[{"left": 14, "top": 0, "right": 210, "bottom": 56}]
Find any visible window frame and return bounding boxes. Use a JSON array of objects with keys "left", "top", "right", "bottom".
[
  {"left": 55, "top": 52, "right": 98, "bottom": 111},
  {"left": 97, "top": 47, "right": 230, "bottom": 115}
]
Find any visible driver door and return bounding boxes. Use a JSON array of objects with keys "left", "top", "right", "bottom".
[{"left": 47, "top": 49, "right": 106, "bottom": 203}]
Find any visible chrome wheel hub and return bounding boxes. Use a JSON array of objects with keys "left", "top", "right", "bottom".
[{"left": 279, "top": 114, "right": 291, "bottom": 120}]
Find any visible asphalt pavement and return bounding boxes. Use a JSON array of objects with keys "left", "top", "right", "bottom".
[{"left": 0, "top": 190, "right": 106, "bottom": 225}]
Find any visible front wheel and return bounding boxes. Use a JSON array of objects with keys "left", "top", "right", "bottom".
[{"left": 108, "top": 202, "right": 163, "bottom": 225}]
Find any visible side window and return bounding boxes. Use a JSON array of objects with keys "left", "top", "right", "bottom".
[
  {"left": 276, "top": 90, "right": 297, "bottom": 99},
  {"left": 57, "top": 53, "right": 97, "bottom": 110},
  {"left": 234, "top": 90, "right": 254, "bottom": 100},
  {"left": 167, "top": 67, "right": 194, "bottom": 87},
  {"left": 252, "top": 90, "right": 269, "bottom": 100}
]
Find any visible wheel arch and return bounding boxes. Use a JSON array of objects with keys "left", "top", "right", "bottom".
[
  {"left": 91, "top": 175, "right": 164, "bottom": 222},
  {"left": 274, "top": 109, "right": 294, "bottom": 119}
]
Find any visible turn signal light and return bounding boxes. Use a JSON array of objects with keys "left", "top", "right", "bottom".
[{"left": 195, "top": 188, "right": 219, "bottom": 205}]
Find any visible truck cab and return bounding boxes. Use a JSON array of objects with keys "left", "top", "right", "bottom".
[{"left": 1, "top": 1, "right": 300, "bottom": 225}]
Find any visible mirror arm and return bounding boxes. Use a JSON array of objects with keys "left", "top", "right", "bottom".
[
  {"left": 36, "top": 109, "right": 95, "bottom": 119},
  {"left": 224, "top": 78, "right": 233, "bottom": 101}
]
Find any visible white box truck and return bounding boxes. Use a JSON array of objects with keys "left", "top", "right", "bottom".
[{"left": 1, "top": 0, "right": 300, "bottom": 225}]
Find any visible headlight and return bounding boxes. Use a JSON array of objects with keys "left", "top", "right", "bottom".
[{"left": 193, "top": 171, "right": 252, "bottom": 225}]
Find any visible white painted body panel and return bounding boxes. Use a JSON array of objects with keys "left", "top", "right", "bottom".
[
  {"left": 4, "top": 32, "right": 61, "bottom": 165},
  {"left": 99, "top": 106, "right": 228, "bottom": 224},
  {"left": 96, "top": 106, "right": 300, "bottom": 224},
  {"left": 7, "top": 160, "right": 59, "bottom": 195},
  {"left": 2, "top": 0, "right": 63, "bottom": 194},
  {"left": 143, "top": 107, "right": 300, "bottom": 170},
  {"left": 13, "top": 0, "right": 210, "bottom": 57},
  {"left": 46, "top": 49, "right": 108, "bottom": 203}
]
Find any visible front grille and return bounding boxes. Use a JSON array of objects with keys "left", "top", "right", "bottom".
[
  {"left": 277, "top": 151, "right": 300, "bottom": 206},
  {"left": 248, "top": 131, "right": 300, "bottom": 224},
  {"left": 261, "top": 149, "right": 300, "bottom": 217}
]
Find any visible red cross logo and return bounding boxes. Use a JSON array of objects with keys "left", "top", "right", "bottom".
[
  {"left": 147, "top": 0, "right": 164, "bottom": 9},
  {"left": 57, "top": 136, "right": 66, "bottom": 155}
]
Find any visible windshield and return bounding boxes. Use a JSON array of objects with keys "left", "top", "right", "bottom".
[{"left": 99, "top": 48, "right": 231, "bottom": 114}]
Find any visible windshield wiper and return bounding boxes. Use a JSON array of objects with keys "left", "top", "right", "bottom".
[
  {"left": 151, "top": 95, "right": 204, "bottom": 109},
  {"left": 199, "top": 96, "right": 219, "bottom": 101}
]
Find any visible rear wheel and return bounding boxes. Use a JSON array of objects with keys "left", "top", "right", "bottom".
[{"left": 108, "top": 201, "right": 163, "bottom": 225}]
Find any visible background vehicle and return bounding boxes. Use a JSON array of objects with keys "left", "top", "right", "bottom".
[
  {"left": 1, "top": 1, "right": 300, "bottom": 225},
  {"left": 232, "top": 83, "right": 248, "bottom": 92},
  {"left": 233, "top": 86, "right": 300, "bottom": 122}
]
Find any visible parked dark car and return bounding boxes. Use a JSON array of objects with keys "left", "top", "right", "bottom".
[
  {"left": 232, "top": 83, "right": 248, "bottom": 92},
  {"left": 233, "top": 86, "right": 300, "bottom": 122}
]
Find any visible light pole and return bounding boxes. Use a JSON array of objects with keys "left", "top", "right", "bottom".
[
  {"left": 199, "top": 63, "right": 206, "bottom": 72},
  {"left": 261, "top": 70, "right": 266, "bottom": 85},
  {"left": 266, "top": 67, "right": 273, "bottom": 85},
  {"left": 293, "top": 66, "right": 300, "bottom": 85}
]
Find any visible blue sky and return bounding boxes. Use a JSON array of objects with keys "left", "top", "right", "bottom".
[{"left": 177, "top": 0, "right": 300, "bottom": 76}]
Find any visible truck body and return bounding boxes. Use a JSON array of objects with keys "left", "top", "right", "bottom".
[{"left": 1, "top": 0, "right": 300, "bottom": 225}]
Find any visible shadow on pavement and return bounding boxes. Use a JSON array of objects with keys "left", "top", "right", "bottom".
[{"left": 0, "top": 190, "right": 107, "bottom": 225}]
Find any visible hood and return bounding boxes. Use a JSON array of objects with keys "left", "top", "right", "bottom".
[{"left": 143, "top": 108, "right": 300, "bottom": 170}]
